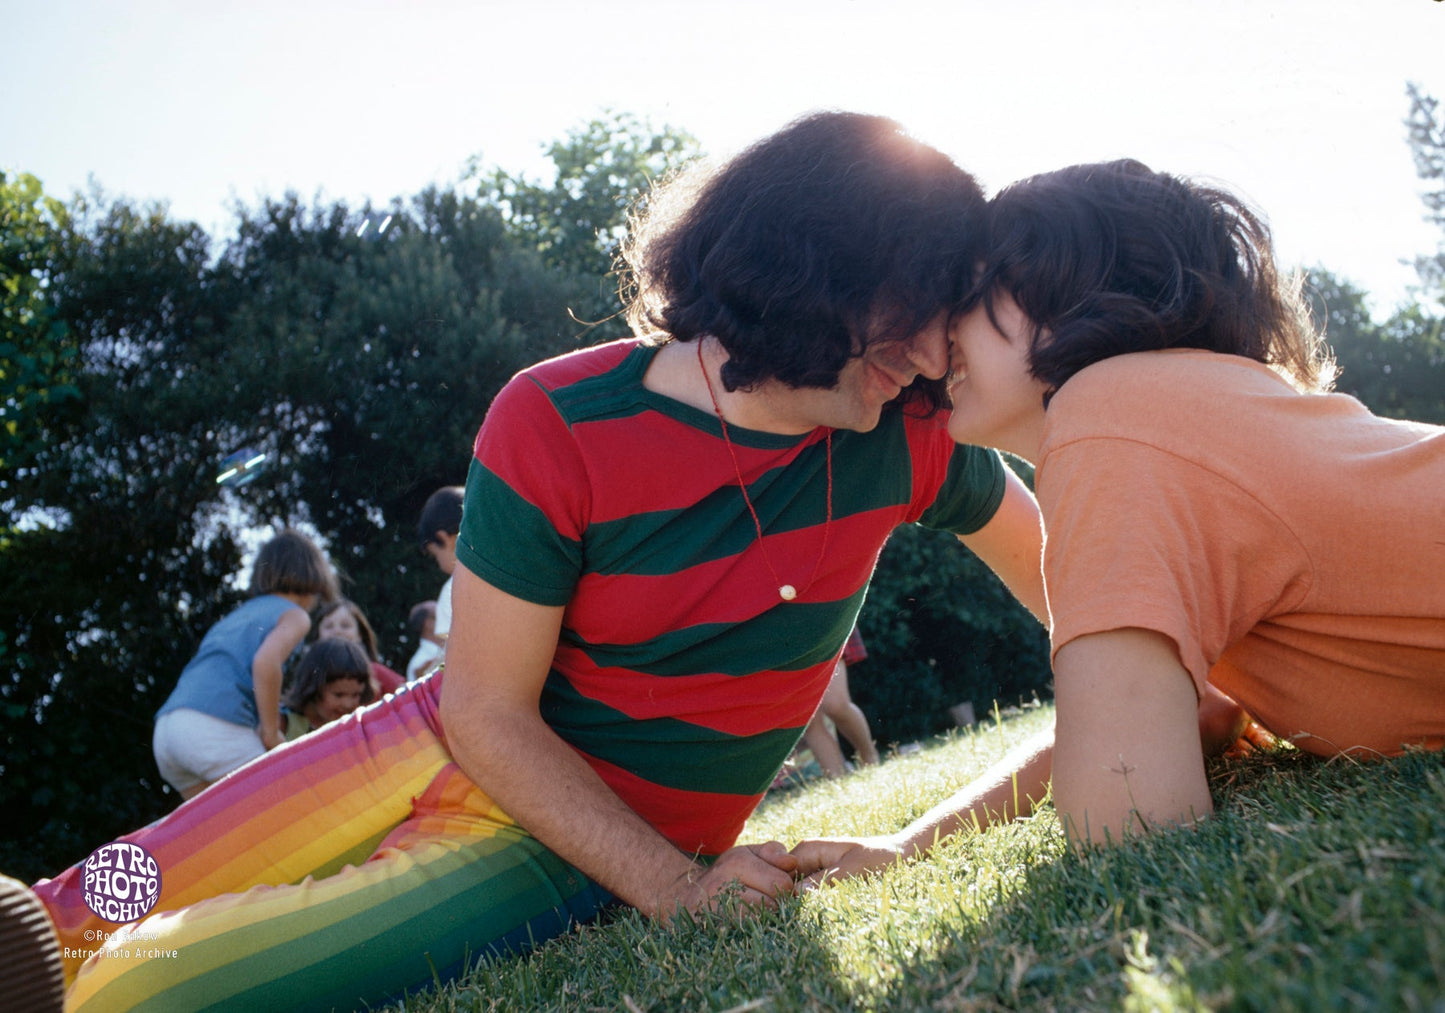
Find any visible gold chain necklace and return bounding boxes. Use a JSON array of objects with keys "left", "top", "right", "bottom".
[{"left": 696, "top": 339, "right": 833, "bottom": 602}]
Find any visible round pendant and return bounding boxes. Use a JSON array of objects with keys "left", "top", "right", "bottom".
[{"left": 779, "top": 584, "right": 798, "bottom": 601}]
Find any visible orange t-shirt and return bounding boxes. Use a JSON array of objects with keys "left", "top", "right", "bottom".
[{"left": 1037, "top": 350, "right": 1445, "bottom": 757}]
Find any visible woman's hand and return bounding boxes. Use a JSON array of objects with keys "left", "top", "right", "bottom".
[{"left": 788, "top": 834, "right": 908, "bottom": 888}]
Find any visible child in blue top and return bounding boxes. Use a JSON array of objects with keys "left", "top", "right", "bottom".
[{"left": 153, "top": 528, "right": 338, "bottom": 798}]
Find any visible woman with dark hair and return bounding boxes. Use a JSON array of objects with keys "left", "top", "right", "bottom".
[{"left": 794, "top": 160, "right": 1444, "bottom": 876}]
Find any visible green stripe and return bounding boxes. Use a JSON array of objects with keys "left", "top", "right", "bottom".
[
  {"left": 544, "top": 344, "right": 656, "bottom": 426},
  {"left": 829, "top": 414, "right": 915, "bottom": 518},
  {"left": 541, "top": 673, "right": 802, "bottom": 796},
  {"left": 572, "top": 592, "right": 862, "bottom": 677},
  {"left": 587, "top": 421, "right": 916, "bottom": 577},
  {"left": 459, "top": 462, "right": 582, "bottom": 606},
  {"left": 918, "top": 442, "right": 1006, "bottom": 534},
  {"left": 545, "top": 344, "right": 799, "bottom": 449}
]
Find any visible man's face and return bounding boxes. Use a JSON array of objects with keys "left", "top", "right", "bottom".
[{"left": 775, "top": 315, "right": 951, "bottom": 433}]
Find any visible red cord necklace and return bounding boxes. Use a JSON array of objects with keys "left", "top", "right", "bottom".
[{"left": 697, "top": 339, "right": 833, "bottom": 602}]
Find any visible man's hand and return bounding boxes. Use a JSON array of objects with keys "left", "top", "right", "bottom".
[
  {"left": 653, "top": 842, "right": 800, "bottom": 922},
  {"left": 259, "top": 725, "right": 287, "bottom": 751},
  {"left": 788, "top": 834, "right": 907, "bottom": 888}
]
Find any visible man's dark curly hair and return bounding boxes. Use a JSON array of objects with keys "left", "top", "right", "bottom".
[{"left": 622, "top": 111, "right": 986, "bottom": 414}]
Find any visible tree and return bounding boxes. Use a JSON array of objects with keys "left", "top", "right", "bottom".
[
  {"left": 475, "top": 111, "right": 700, "bottom": 336},
  {"left": 0, "top": 173, "right": 84, "bottom": 876},
  {"left": 858, "top": 515, "right": 1051, "bottom": 748},
  {"left": 0, "top": 188, "right": 233, "bottom": 881},
  {"left": 211, "top": 186, "right": 587, "bottom": 658},
  {"left": 1306, "top": 268, "right": 1445, "bottom": 425},
  {"left": 0, "top": 171, "right": 78, "bottom": 483},
  {"left": 1405, "top": 81, "right": 1445, "bottom": 303}
]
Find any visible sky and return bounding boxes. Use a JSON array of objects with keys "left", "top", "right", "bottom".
[{"left": 5, "top": 0, "right": 1445, "bottom": 319}]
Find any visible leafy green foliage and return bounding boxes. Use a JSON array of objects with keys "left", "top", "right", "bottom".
[
  {"left": 0, "top": 184, "right": 600, "bottom": 879},
  {"left": 0, "top": 171, "right": 79, "bottom": 475},
  {"left": 856, "top": 506, "right": 1051, "bottom": 749},
  {"left": 1, "top": 190, "right": 247, "bottom": 881},
  {"left": 475, "top": 110, "right": 700, "bottom": 334},
  {"left": 1308, "top": 268, "right": 1445, "bottom": 424}
]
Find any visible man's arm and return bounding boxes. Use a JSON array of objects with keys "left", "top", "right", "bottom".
[
  {"left": 957, "top": 468, "right": 1047, "bottom": 623},
  {"left": 439, "top": 565, "right": 798, "bottom": 919}
]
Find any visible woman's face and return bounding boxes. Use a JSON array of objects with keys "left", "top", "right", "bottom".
[
  {"left": 310, "top": 678, "right": 366, "bottom": 725},
  {"left": 318, "top": 607, "right": 362, "bottom": 644},
  {"left": 946, "top": 292, "right": 1050, "bottom": 461}
]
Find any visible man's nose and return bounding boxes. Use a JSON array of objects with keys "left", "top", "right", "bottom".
[{"left": 906, "top": 321, "right": 950, "bottom": 380}]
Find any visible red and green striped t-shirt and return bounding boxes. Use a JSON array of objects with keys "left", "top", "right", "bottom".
[{"left": 458, "top": 339, "right": 1006, "bottom": 856}]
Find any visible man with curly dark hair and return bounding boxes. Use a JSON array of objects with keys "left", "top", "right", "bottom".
[{"left": 35, "top": 112, "right": 1047, "bottom": 1011}]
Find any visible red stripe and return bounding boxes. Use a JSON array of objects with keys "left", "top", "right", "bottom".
[
  {"left": 525, "top": 341, "right": 635, "bottom": 389},
  {"left": 570, "top": 416, "right": 825, "bottom": 524},
  {"left": 554, "top": 644, "right": 832, "bottom": 734},
  {"left": 564, "top": 506, "right": 897, "bottom": 642},
  {"left": 583, "top": 753, "right": 760, "bottom": 856}
]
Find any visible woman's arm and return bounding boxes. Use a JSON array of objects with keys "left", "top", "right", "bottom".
[
  {"left": 790, "top": 727, "right": 1053, "bottom": 884},
  {"left": 792, "top": 629, "right": 1218, "bottom": 879},
  {"left": 1051, "top": 627, "right": 1211, "bottom": 846}
]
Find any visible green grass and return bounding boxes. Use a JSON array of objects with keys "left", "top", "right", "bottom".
[{"left": 394, "top": 705, "right": 1445, "bottom": 1011}]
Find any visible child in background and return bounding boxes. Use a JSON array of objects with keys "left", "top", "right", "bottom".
[
  {"left": 313, "top": 598, "right": 405, "bottom": 696},
  {"left": 153, "top": 528, "right": 338, "bottom": 799},
  {"left": 282, "top": 639, "right": 374, "bottom": 739},
  {"left": 404, "top": 600, "right": 443, "bottom": 682},
  {"left": 416, "top": 486, "right": 463, "bottom": 646}
]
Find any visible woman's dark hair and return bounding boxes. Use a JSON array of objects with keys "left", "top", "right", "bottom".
[
  {"left": 975, "top": 159, "right": 1333, "bottom": 402},
  {"left": 312, "top": 598, "right": 381, "bottom": 663},
  {"left": 249, "top": 528, "right": 339, "bottom": 602},
  {"left": 284, "top": 639, "right": 373, "bottom": 712},
  {"left": 623, "top": 110, "right": 986, "bottom": 414}
]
